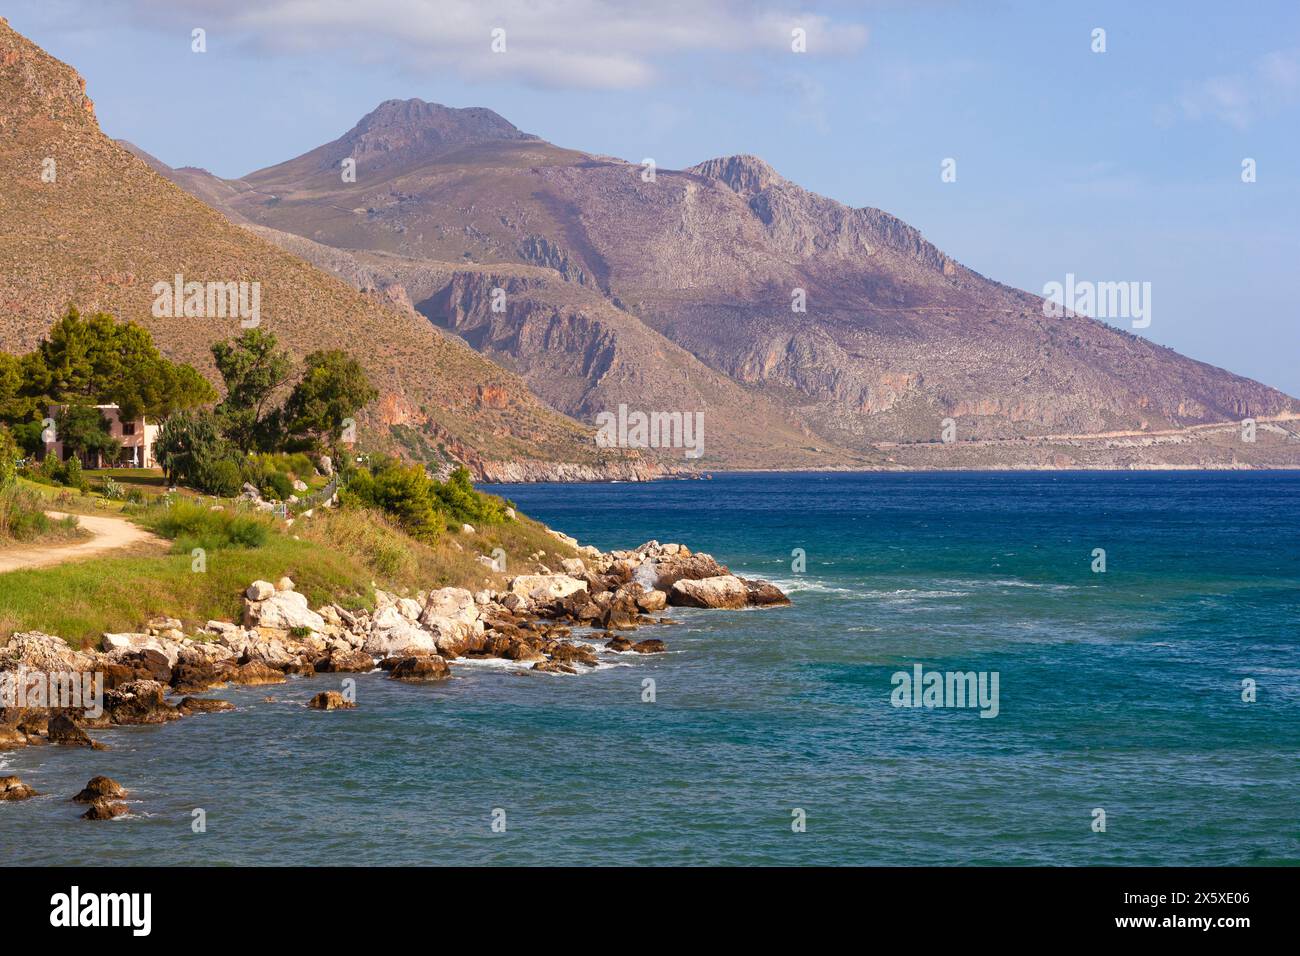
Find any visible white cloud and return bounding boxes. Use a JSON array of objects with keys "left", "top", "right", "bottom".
[
  {"left": 107, "top": 0, "right": 869, "bottom": 90},
  {"left": 1179, "top": 50, "right": 1300, "bottom": 129}
]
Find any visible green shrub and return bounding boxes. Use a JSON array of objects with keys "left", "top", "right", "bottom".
[
  {"left": 0, "top": 485, "right": 79, "bottom": 541},
  {"left": 0, "top": 425, "right": 16, "bottom": 492},
  {"left": 261, "top": 469, "right": 293, "bottom": 501},
  {"left": 141, "top": 498, "right": 271, "bottom": 552}
]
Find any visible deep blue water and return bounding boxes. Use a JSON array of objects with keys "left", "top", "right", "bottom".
[{"left": 3, "top": 471, "right": 1298, "bottom": 865}]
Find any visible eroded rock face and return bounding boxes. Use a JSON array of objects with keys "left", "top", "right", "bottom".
[{"left": 669, "top": 574, "right": 750, "bottom": 609}]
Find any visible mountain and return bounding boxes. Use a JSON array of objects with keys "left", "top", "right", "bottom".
[
  {"left": 131, "top": 99, "right": 1300, "bottom": 469},
  {"left": 0, "top": 21, "right": 655, "bottom": 481}
]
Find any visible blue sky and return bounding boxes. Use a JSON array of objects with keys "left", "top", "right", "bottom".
[{"left": 8, "top": 1, "right": 1299, "bottom": 395}]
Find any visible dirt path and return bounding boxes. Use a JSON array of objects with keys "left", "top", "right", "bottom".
[{"left": 0, "top": 511, "right": 162, "bottom": 574}]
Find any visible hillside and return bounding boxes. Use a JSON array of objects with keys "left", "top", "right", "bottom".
[
  {"left": 0, "top": 21, "right": 655, "bottom": 481},
  {"left": 160, "top": 97, "right": 1299, "bottom": 469}
]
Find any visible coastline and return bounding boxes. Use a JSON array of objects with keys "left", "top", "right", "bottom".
[{"left": 0, "top": 529, "right": 789, "bottom": 808}]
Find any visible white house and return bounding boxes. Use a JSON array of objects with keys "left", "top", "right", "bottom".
[{"left": 43, "top": 404, "right": 161, "bottom": 469}]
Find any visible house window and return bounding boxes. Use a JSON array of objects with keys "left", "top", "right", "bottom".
[{"left": 121, "top": 421, "right": 136, "bottom": 436}]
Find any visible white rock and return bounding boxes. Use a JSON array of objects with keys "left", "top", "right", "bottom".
[
  {"left": 245, "top": 590, "right": 325, "bottom": 633},
  {"left": 101, "top": 632, "right": 184, "bottom": 667},
  {"left": 559, "top": 557, "right": 586, "bottom": 575},
  {"left": 246, "top": 580, "right": 275, "bottom": 601},
  {"left": 276, "top": 576, "right": 295, "bottom": 592},
  {"left": 363, "top": 606, "right": 436, "bottom": 657},
  {"left": 293, "top": 479, "right": 308, "bottom": 492},
  {"left": 396, "top": 597, "right": 423, "bottom": 621},
  {"left": 669, "top": 575, "right": 749, "bottom": 610},
  {"left": 461, "top": 523, "right": 476, "bottom": 534},
  {"left": 506, "top": 574, "right": 588, "bottom": 604}
]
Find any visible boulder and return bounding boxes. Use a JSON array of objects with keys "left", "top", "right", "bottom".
[
  {"left": 228, "top": 661, "right": 286, "bottom": 685},
  {"left": 170, "top": 661, "right": 226, "bottom": 694},
  {"left": 81, "top": 799, "right": 128, "bottom": 821},
  {"left": 388, "top": 655, "right": 452, "bottom": 681},
  {"left": 314, "top": 648, "right": 375, "bottom": 673},
  {"left": 0, "top": 631, "right": 96, "bottom": 673},
  {"left": 631, "top": 639, "right": 668, "bottom": 654},
  {"left": 533, "top": 660, "right": 577, "bottom": 675},
  {"left": 548, "top": 642, "right": 599, "bottom": 667},
  {"left": 177, "top": 697, "right": 234, "bottom": 715},
  {"left": 364, "top": 606, "right": 436, "bottom": 658},
  {"left": 244, "top": 589, "right": 325, "bottom": 633},
  {"left": 605, "top": 636, "right": 634, "bottom": 652},
  {"left": 636, "top": 589, "right": 669, "bottom": 613},
  {"left": 246, "top": 580, "right": 276, "bottom": 602},
  {"left": 103, "top": 680, "right": 180, "bottom": 725},
  {"left": 669, "top": 575, "right": 750, "bottom": 609},
  {"left": 0, "top": 776, "right": 37, "bottom": 801},
  {"left": 744, "top": 578, "right": 791, "bottom": 607},
  {"left": 102, "top": 633, "right": 180, "bottom": 666},
  {"left": 507, "top": 574, "right": 588, "bottom": 605},
  {"left": 308, "top": 690, "right": 356, "bottom": 710},
  {"left": 72, "top": 775, "right": 127, "bottom": 803},
  {"left": 276, "top": 576, "right": 296, "bottom": 592},
  {"left": 47, "top": 714, "right": 101, "bottom": 748},
  {"left": 651, "top": 552, "right": 729, "bottom": 590}
]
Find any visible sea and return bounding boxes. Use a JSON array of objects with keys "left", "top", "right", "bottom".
[{"left": 2, "top": 471, "right": 1297, "bottom": 865}]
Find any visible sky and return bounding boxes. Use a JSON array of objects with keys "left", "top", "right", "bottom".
[{"left": 7, "top": 0, "right": 1299, "bottom": 395}]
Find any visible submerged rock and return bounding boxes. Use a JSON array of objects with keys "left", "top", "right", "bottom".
[
  {"left": 177, "top": 697, "right": 235, "bottom": 715},
  {"left": 0, "top": 776, "right": 37, "bottom": 801},
  {"left": 308, "top": 690, "right": 356, "bottom": 710},
  {"left": 81, "top": 799, "right": 128, "bottom": 820}
]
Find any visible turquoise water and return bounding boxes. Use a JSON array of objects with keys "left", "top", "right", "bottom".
[{"left": 2, "top": 471, "right": 1297, "bottom": 865}]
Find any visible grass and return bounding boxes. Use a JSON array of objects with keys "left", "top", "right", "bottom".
[
  {"left": 0, "top": 498, "right": 581, "bottom": 648},
  {"left": 0, "top": 484, "right": 85, "bottom": 546},
  {"left": 137, "top": 498, "right": 272, "bottom": 553}
]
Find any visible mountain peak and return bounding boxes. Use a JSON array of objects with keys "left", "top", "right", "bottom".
[
  {"left": 689, "top": 154, "right": 783, "bottom": 194},
  {"left": 330, "top": 98, "right": 537, "bottom": 170}
]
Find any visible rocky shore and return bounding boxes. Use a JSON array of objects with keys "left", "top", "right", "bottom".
[{"left": 0, "top": 533, "right": 788, "bottom": 779}]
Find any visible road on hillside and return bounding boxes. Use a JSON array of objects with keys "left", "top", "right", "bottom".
[{"left": 0, "top": 511, "right": 162, "bottom": 574}]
